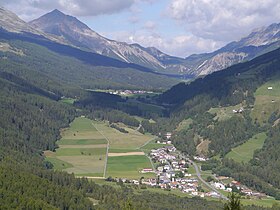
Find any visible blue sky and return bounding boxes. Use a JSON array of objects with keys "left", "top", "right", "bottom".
[{"left": 2, "top": 0, "right": 280, "bottom": 57}]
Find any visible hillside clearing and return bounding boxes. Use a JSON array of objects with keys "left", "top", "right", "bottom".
[{"left": 225, "top": 132, "right": 267, "bottom": 163}]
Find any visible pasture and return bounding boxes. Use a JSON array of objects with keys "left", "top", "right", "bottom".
[
  {"left": 46, "top": 116, "right": 156, "bottom": 179},
  {"left": 251, "top": 79, "right": 280, "bottom": 124},
  {"left": 208, "top": 104, "right": 243, "bottom": 121},
  {"left": 107, "top": 155, "right": 154, "bottom": 179},
  {"left": 225, "top": 132, "right": 267, "bottom": 163},
  {"left": 45, "top": 117, "right": 107, "bottom": 177},
  {"left": 93, "top": 122, "right": 153, "bottom": 149}
]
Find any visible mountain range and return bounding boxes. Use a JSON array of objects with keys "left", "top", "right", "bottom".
[
  {"left": 1, "top": 7, "right": 280, "bottom": 78},
  {"left": 29, "top": 9, "right": 280, "bottom": 76}
]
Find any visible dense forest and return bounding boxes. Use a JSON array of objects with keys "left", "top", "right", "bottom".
[
  {"left": 140, "top": 48, "right": 280, "bottom": 200},
  {"left": 1, "top": 25, "right": 280, "bottom": 209}
]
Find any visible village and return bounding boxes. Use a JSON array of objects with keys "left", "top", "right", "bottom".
[
  {"left": 108, "top": 89, "right": 154, "bottom": 96},
  {"left": 105, "top": 137, "right": 269, "bottom": 200}
]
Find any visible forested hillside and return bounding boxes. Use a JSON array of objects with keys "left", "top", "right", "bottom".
[
  {"left": 136, "top": 47, "right": 280, "bottom": 200},
  {"left": 0, "top": 30, "right": 178, "bottom": 92}
]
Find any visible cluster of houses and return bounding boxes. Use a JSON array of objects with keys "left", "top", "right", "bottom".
[
  {"left": 213, "top": 177, "right": 267, "bottom": 198},
  {"left": 232, "top": 107, "right": 244, "bottom": 113},
  {"left": 106, "top": 144, "right": 268, "bottom": 200},
  {"left": 108, "top": 90, "right": 153, "bottom": 96}
]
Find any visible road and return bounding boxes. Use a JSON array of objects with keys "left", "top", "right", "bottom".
[
  {"left": 179, "top": 153, "right": 228, "bottom": 200},
  {"left": 137, "top": 136, "right": 158, "bottom": 149},
  {"left": 188, "top": 159, "right": 228, "bottom": 200},
  {"left": 92, "top": 123, "right": 109, "bottom": 178}
]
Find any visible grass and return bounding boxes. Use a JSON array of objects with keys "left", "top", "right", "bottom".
[
  {"left": 46, "top": 157, "right": 73, "bottom": 170},
  {"left": 58, "top": 138, "right": 107, "bottom": 145},
  {"left": 46, "top": 117, "right": 107, "bottom": 177},
  {"left": 225, "top": 132, "right": 267, "bottom": 163},
  {"left": 176, "top": 118, "right": 193, "bottom": 131},
  {"left": 241, "top": 197, "right": 280, "bottom": 208},
  {"left": 55, "top": 148, "right": 106, "bottom": 156},
  {"left": 107, "top": 155, "right": 155, "bottom": 179},
  {"left": 93, "top": 121, "right": 153, "bottom": 149},
  {"left": 251, "top": 79, "right": 280, "bottom": 124},
  {"left": 108, "top": 148, "right": 138, "bottom": 153},
  {"left": 60, "top": 98, "right": 76, "bottom": 104},
  {"left": 140, "top": 141, "right": 166, "bottom": 153},
  {"left": 208, "top": 104, "right": 243, "bottom": 121},
  {"left": 47, "top": 116, "right": 155, "bottom": 179}
]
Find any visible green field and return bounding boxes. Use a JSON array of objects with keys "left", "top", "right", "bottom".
[
  {"left": 55, "top": 148, "right": 106, "bottom": 156},
  {"left": 93, "top": 122, "right": 153, "bottom": 149},
  {"left": 208, "top": 104, "right": 243, "bottom": 121},
  {"left": 45, "top": 117, "right": 107, "bottom": 177},
  {"left": 46, "top": 116, "right": 155, "bottom": 179},
  {"left": 251, "top": 79, "right": 280, "bottom": 124},
  {"left": 107, "top": 155, "right": 154, "bottom": 179},
  {"left": 176, "top": 118, "right": 193, "bottom": 131},
  {"left": 226, "top": 132, "right": 267, "bottom": 163},
  {"left": 60, "top": 98, "right": 76, "bottom": 104},
  {"left": 140, "top": 141, "right": 166, "bottom": 153},
  {"left": 58, "top": 138, "right": 107, "bottom": 145}
]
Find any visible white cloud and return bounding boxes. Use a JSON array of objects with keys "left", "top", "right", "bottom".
[
  {"left": 1, "top": 0, "right": 151, "bottom": 20},
  {"left": 104, "top": 30, "right": 224, "bottom": 57},
  {"left": 167, "top": 0, "right": 280, "bottom": 42}
]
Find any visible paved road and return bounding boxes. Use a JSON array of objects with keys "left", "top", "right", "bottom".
[
  {"left": 179, "top": 153, "right": 228, "bottom": 200},
  {"left": 188, "top": 159, "right": 228, "bottom": 200}
]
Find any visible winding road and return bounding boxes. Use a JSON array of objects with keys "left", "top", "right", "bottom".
[{"left": 180, "top": 153, "right": 228, "bottom": 200}]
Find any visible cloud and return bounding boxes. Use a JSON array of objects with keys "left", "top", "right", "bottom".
[
  {"left": 1, "top": 0, "right": 151, "bottom": 20},
  {"left": 104, "top": 30, "right": 224, "bottom": 57},
  {"left": 143, "top": 21, "right": 157, "bottom": 30},
  {"left": 167, "top": 0, "right": 280, "bottom": 42}
]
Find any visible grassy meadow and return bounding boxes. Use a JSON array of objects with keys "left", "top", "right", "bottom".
[
  {"left": 46, "top": 116, "right": 156, "bottom": 179},
  {"left": 225, "top": 132, "right": 267, "bottom": 163},
  {"left": 107, "top": 155, "right": 154, "bottom": 179},
  {"left": 45, "top": 117, "right": 108, "bottom": 177},
  {"left": 251, "top": 79, "right": 280, "bottom": 124}
]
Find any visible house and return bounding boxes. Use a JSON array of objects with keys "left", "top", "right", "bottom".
[
  {"left": 165, "top": 132, "right": 172, "bottom": 139},
  {"left": 268, "top": 87, "right": 273, "bottom": 90},
  {"left": 225, "top": 188, "right": 232, "bottom": 192},
  {"left": 213, "top": 182, "right": 226, "bottom": 190},
  {"left": 242, "top": 189, "right": 253, "bottom": 196},
  {"left": 183, "top": 188, "right": 195, "bottom": 193},
  {"left": 164, "top": 165, "right": 171, "bottom": 171},
  {"left": 141, "top": 168, "right": 153, "bottom": 173}
]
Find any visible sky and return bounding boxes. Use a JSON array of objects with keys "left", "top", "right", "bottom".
[{"left": 1, "top": 0, "right": 280, "bottom": 57}]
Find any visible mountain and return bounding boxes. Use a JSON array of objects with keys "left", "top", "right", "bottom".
[
  {"left": 0, "top": 7, "right": 67, "bottom": 44},
  {"left": 188, "top": 23, "right": 280, "bottom": 76},
  {"left": 29, "top": 9, "right": 166, "bottom": 71},
  {"left": 0, "top": 8, "right": 178, "bottom": 91}
]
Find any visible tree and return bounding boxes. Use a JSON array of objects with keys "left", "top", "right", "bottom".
[{"left": 224, "top": 193, "right": 242, "bottom": 210}]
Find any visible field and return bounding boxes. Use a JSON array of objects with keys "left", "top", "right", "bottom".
[
  {"left": 45, "top": 117, "right": 155, "bottom": 179},
  {"left": 251, "top": 79, "right": 280, "bottom": 124},
  {"left": 107, "top": 155, "right": 154, "bottom": 179},
  {"left": 208, "top": 104, "right": 243, "bottom": 121},
  {"left": 225, "top": 132, "right": 267, "bottom": 163},
  {"left": 45, "top": 117, "right": 108, "bottom": 177},
  {"left": 92, "top": 122, "right": 156, "bottom": 179},
  {"left": 176, "top": 118, "right": 193, "bottom": 131}
]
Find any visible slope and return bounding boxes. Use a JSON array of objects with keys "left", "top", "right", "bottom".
[
  {"left": 0, "top": 29, "right": 178, "bottom": 92},
  {"left": 29, "top": 9, "right": 166, "bottom": 71}
]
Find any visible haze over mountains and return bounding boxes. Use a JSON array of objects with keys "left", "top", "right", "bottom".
[
  {"left": 29, "top": 9, "right": 280, "bottom": 76},
  {"left": 1, "top": 7, "right": 280, "bottom": 77}
]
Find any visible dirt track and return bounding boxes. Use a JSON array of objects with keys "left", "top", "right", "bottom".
[{"left": 108, "top": 152, "right": 145, "bottom": 157}]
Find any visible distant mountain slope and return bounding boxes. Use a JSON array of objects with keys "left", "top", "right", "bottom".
[
  {"left": 187, "top": 23, "right": 280, "bottom": 76},
  {"left": 29, "top": 9, "right": 166, "bottom": 71},
  {"left": 0, "top": 8, "right": 178, "bottom": 91}
]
